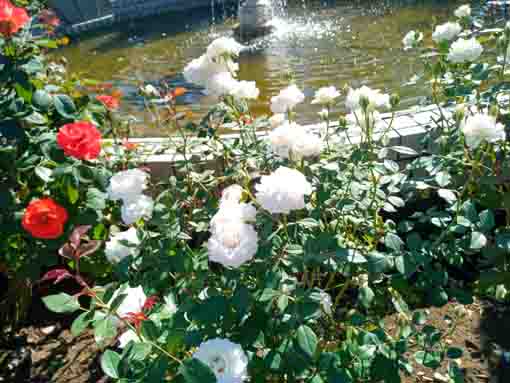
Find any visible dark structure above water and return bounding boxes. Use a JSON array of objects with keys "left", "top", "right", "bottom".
[{"left": 49, "top": 0, "right": 232, "bottom": 34}]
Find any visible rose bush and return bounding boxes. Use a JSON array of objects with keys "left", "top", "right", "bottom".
[{"left": 2, "top": 2, "right": 510, "bottom": 383}]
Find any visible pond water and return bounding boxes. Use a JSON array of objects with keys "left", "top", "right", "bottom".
[{"left": 59, "top": 0, "right": 507, "bottom": 136}]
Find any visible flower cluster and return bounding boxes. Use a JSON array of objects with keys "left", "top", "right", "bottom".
[
  {"left": 0, "top": 0, "right": 29, "bottom": 37},
  {"left": 255, "top": 167, "right": 313, "bottom": 214},
  {"left": 207, "top": 185, "right": 259, "bottom": 268},
  {"left": 432, "top": 22, "right": 462, "bottom": 43},
  {"left": 268, "top": 121, "right": 323, "bottom": 160},
  {"left": 270, "top": 84, "right": 306, "bottom": 114},
  {"left": 447, "top": 37, "right": 483, "bottom": 63},
  {"left": 183, "top": 37, "right": 259, "bottom": 99}
]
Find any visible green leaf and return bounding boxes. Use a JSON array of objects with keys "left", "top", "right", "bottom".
[
  {"left": 180, "top": 358, "right": 216, "bottom": 383},
  {"left": 33, "top": 89, "right": 53, "bottom": 111},
  {"left": 35, "top": 166, "right": 53, "bottom": 182},
  {"left": 296, "top": 325, "right": 318, "bottom": 358},
  {"left": 54, "top": 94, "right": 77, "bottom": 119},
  {"left": 71, "top": 311, "right": 93, "bottom": 337},
  {"left": 366, "top": 252, "right": 391, "bottom": 273},
  {"left": 435, "top": 171, "right": 451, "bottom": 187},
  {"left": 42, "top": 293, "right": 81, "bottom": 313},
  {"left": 93, "top": 315, "right": 118, "bottom": 345},
  {"left": 414, "top": 350, "right": 442, "bottom": 368},
  {"left": 470, "top": 231, "right": 487, "bottom": 250},
  {"left": 446, "top": 347, "right": 463, "bottom": 359},
  {"left": 385, "top": 233, "right": 404, "bottom": 251},
  {"left": 358, "top": 286, "right": 375, "bottom": 308},
  {"left": 100, "top": 350, "right": 121, "bottom": 379},
  {"left": 478, "top": 210, "right": 495, "bottom": 232},
  {"left": 141, "top": 320, "right": 160, "bottom": 342},
  {"left": 86, "top": 188, "right": 107, "bottom": 211}
]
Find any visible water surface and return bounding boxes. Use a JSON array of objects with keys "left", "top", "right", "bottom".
[{"left": 59, "top": 0, "right": 504, "bottom": 136}]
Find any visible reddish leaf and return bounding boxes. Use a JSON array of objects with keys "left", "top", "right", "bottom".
[
  {"left": 70, "top": 225, "right": 92, "bottom": 249},
  {"left": 76, "top": 240, "right": 102, "bottom": 259},
  {"left": 41, "top": 269, "right": 73, "bottom": 285}
]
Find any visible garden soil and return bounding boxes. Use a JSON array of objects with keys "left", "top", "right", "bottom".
[{"left": 7, "top": 300, "right": 510, "bottom": 383}]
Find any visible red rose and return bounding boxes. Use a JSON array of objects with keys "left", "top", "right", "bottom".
[
  {"left": 96, "top": 95, "right": 120, "bottom": 110},
  {"left": 57, "top": 121, "right": 101, "bottom": 160},
  {"left": 22, "top": 198, "right": 69, "bottom": 239},
  {"left": 0, "top": 0, "right": 29, "bottom": 37}
]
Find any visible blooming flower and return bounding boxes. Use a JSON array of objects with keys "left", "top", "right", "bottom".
[
  {"left": 96, "top": 94, "right": 120, "bottom": 110},
  {"left": 461, "top": 112, "right": 506, "bottom": 149},
  {"left": 345, "top": 86, "right": 390, "bottom": 111},
  {"left": 312, "top": 86, "right": 340, "bottom": 105},
  {"left": 140, "top": 84, "right": 160, "bottom": 97},
  {"left": 269, "top": 113, "right": 286, "bottom": 128},
  {"left": 454, "top": 4, "right": 471, "bottom": 18},
  {"left": 121, "top": 195, "right": 154, "bottom": 225},
  {"left": 0, "top": 0, "right": 29, "bottom": 37},
  {"left": 118, "top": 329, "right": 141, "bottom": 349},
  {"left": 107, "top": 169, "right": 150, "bottom": 202},
  {"left": 255, "top": 167, "right": 313, "bottom": 214},
  {"left": 432, "top": 22, "right": 462, "bottom": 43},
  {"left": 206, "top": 71, "right": 240, "bottom": 96},
  {"left": 230, "top": 80, "right": 260, "bottom": 100},
  {"left": 447, "top": 37, "right": 483, "bottom": 63},
  {"left": 402, "top": 30, "right": 423, "bottom": 50},
  {"left": 270, "top": 85, "right": 305, "bottom": 114},
  {"left": 207, "top": 221, "right": 259, "bottom": 268},
  {"left": 206, "top": 37, "right": 244, "bottom": 60},
  {"left": 104, "top": 227, "right": 140, "bottom": 264},
  {"left": 57, "top": 121, "right": 102, "bottom": 160},
  {"left": 111, "top": 285, "right": 147, "bottom": 318},
  {"left": 220, "top": 184, "right": 245, "bottom": 205},
  {"left": 210, "top": 202, "right": 257, "bottom": 233},
  {"left": 193, "top": 338, "right": 248, "bottom": 383},
  {"left": 22, "top": 198, "right": 68, "bottom": 239},
  {"left": 268, "top": 121, "right": 323, "bottom": 160}
]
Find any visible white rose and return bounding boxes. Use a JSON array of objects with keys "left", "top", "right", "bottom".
[
  {"left": 312, "top": 86, "right": 340, "bottom": 105},
  {"left": 432, "top": 22, "right": 462, "bottom": 43},
  {"left": 207, "top": 221, "right": 258, "bottom": 268},
  {"left": 270, "top": 84, "right": 305, "bottom": 114},
  {"left": 345, "top": 85, "right": 390, "bottom": 111},
  {"left": 402, "top": 30, "right": 423, "bottom": 50},
  {"left": 107, "top": 169, "right": 149, "bottom": 202},
  {"left": 140, "top": 84, "right": 160, "bottom": 97},
  {"left": 193, "top": 338, "right": 249, "bottom": 383},
  {"left": 206, "top": 71, "right": 240, "bottom": 96},
  {"left": 268, "top": 122, "right": 323, "bottom": 159},
  {"left": 230, "top": 80, "right": 260, "bottom": 100},
  {"left": 255, "top": 166, "right": 313, "bottom": 214},
  {"left": 461, "top": 112, "right": 506, "bottom": 149},
  {"left": 220, "top": 184, "right": 244, "bottom": 205},
  {"left": 110, "top": 285, "right": 147, "bottom": 318},
  {"left": 206, "top": 37, "right": 244, "bottom": 60},
  {"left": 121, "top": 195, "right": 154, "bottom": 225},
  {"left": 269, "top": 113, "right": 286, "bottom": 128},
  {"left": 211, "top": 202, "right": 257, "bottom": 233},
  {"left": 454, "top": 4, "right": 471, "bottom": 18},
  {"left": 104, "top": 227, "right": 140, "bottom": 264},
  {"left": 447, "top": 37, "right": 483, "bottom": 63},
  {"left": 118, "top": 330, "right": 141, "bottom": 349},
  {"left": 183, "top": 54, "right": 239, "bottom": 89}
]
